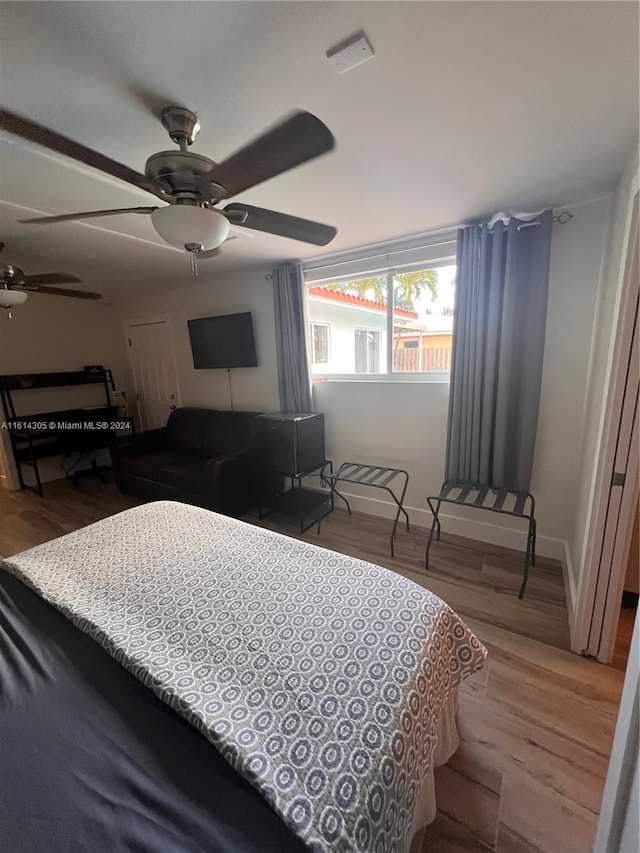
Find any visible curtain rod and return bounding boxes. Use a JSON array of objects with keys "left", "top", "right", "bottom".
[
  {"left": 304, "top": 236, "right": 457, "bottom": 275},
  {"left": 303, "top": 211, "right": 573, "bottom": 274},
  {"left": 517, "top": 211, "right": 573, "bottom": 231}
]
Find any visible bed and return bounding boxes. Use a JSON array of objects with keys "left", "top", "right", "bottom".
[{"left": 0, "top": 501, "right": 486, "bottom": 852}]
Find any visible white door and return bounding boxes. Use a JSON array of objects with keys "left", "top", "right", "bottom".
[{"left": 127, "top": 320, "right": 180, "bottom": 431}]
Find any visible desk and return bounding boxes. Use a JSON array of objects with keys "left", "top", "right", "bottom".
[
  {"left": 0, "top": 370, "right": 130, "bottom": 497},
  {"left": 7, "top": 408, "right": 133, "bottom": 496},
  {"left": 327, "top": 462, "right": 410, "bottom": 556}
]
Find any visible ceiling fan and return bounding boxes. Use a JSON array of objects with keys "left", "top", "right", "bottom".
[
  {"left": 1, "top": 106, "right": 338, "bottom": 272},
  {"left": 0, "top": 242, "right": 100, "bottom": 316}
]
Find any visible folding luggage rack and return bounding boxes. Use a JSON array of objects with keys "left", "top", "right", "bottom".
[{"left": 425, "top": 480, "right": 537, "bottom": 598}]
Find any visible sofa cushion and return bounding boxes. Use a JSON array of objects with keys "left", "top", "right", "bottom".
[
  {"left": 202, "top": 411, "right": 259, "bottom": 458},
  {"left": 156, "top": 456, "right": 207, "bottom": 495},
  {"left": 113, "top": 407, "right": 262, "bottom": 513},
  {"left": 165, "top": 408, "right": 208, "bottom": 457},
  {"left": 117, "top": 452, "right": 188, "bottom": 481}
]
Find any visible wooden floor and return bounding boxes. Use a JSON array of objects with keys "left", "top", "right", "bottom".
[
  {"left": 0, "top": 481, "right": 626, "bottom": 853},
  {"left": 252, "top": 504, "right": 572, "bottom": 652}
]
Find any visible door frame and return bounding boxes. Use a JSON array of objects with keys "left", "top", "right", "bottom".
[
  {"left": 573, "top": 182, "right": 639, "bottom": 662},
  {"left": 594, "top": 602, "right": 639, "bottom": 851},
  {"left": 123, "top": 314, "right": 182, "bottom": 429}
]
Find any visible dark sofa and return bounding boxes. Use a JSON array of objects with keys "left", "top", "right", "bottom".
[{"left": 111, "top": 407, "right": 263, "bottom": 516}]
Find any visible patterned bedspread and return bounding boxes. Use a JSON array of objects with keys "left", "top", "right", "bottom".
[{"left": 2, "top": 501, "right": 486, "bottom": 852}]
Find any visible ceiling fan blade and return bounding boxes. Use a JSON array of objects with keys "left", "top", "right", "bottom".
[
  {"left": 17, "top": 284, "right": 101, "bottom": 300},
  {"left": 0, "top": 109, "right": 167, "bottom": 200},
  {"left": 224, "top": 203, "right": 336, "bottom": 246},
  {"left": 24, "top": 272, "right": 81, "bottom": 286},
  {"left": 19, "top": 206, "right": 158, "bottom": 225},
  {"left": 209, "top": 111, "right": 334, "bottom": 199}
]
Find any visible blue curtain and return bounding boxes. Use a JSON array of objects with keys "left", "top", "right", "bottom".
[
  {"left": 445, "top": 211, "right": 553, "bottom": 492},
  {"left": 272, "top": 263, "right": 313, "bottom": 412}
]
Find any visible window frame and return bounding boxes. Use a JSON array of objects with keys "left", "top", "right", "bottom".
[
  {"left": 354, "top": 326, "right": 383, "bottom": 375},
  {"left": 310, "top": 321, "right": 331, "bottom": 365},
  {"left": 305, "top": 255, "right": 456, "bottom": 383}
]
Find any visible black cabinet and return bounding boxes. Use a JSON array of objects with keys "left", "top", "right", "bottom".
[
  {"left": 256, "top": 412, "right": 325, "bottom": 476},
  {"left": 256, "top": 412, "right": 332, "bottom": 532}
]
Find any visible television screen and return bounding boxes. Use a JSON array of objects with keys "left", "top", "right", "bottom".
[{"left": 187, "top": 312, "right": 258, "bottom": 369}]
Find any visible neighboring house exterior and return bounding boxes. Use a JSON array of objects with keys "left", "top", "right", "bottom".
[
  {"left": 394, "top": 316, "right": 454, "bottom": 372},
  {"left": 307, "top": 286, "right": 453, "bottom": 374}
]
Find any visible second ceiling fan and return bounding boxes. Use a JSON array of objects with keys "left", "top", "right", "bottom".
[{"left": 1, "top": 106, "right": 338, "bottom": 265}]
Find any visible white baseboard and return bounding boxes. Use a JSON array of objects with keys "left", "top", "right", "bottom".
[{"left": 332, "top": 490, "right": 567, "bottom": 564}]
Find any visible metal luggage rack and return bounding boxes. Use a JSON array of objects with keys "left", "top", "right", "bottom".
[
  {"left": 425, "top": 480, "right": 537, "bottom": 598},
  {"left": 326, "top": 462, "right": 410, "bottom": 556}
]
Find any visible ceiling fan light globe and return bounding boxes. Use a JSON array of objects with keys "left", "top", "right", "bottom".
[
  {"left": 1, "top": 289, "right": 28, "bottom": 307},
  {"left": 151, "top": 205, "right": 230, "bottom": 251}
]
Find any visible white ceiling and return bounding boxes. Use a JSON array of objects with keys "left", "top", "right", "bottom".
[{"left": 1, "top": 1, "right": 638, "bottom": 301}]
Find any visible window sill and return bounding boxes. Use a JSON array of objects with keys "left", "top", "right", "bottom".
[{"left": 312, "top": 374, "right": 450, "bottom": 384}]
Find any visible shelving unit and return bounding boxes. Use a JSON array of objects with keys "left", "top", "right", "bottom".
[
  {"left": 256, "top": 411, "right": 333, "bottom": 533},
  {"left": 258, "top": 460, "right": 334, "bottom": 534},
  {"left": 0, "top": 369, "right": 123, "bottom": 496}
]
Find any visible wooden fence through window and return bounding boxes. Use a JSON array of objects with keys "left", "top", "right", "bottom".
[{"left": 393, "top": 346, "right": 451, "bottom": 373}]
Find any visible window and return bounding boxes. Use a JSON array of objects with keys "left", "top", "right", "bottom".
[
  {"left": 310, "top": 322, "right": 330, "bottom": 364},
  {"left": 306, "top": 275, "right": 388, "bottom": 376},
  {"left": 305, "top": 258, "right": 456, "bottom": 380},
  {"left": 355, "top": 329, "right": 381, "bottom": 373}
]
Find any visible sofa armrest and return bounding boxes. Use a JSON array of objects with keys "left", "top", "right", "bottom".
[
  {"left": 204, "top": 448, "right": 257, "bottom": 516},
  {"left": 110, "top": 427, "right": 166, "bottom": 464}
]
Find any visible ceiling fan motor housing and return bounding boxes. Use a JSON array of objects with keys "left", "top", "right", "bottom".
[
  {"left": 161, "top": 106, "right": 201, "bottom": 147},
  {"left": 1, "top": 263, "right": 26, "bottom": 286},
  {"left": 144, "top": 150, "right": 225, "bottom": 201}
]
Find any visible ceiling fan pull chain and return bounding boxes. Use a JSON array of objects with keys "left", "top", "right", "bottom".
[{"left": 189, "top": 249, "right": 198, "bottom": 276}]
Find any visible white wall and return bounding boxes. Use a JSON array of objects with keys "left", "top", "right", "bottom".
[
  {"left": 530, "top": 195, "right": 611, "bottom": 550},
  {"left": 115, "top": 265, "right": 280, "bottom": 414},
  {"left": 0, "top": 296, "right": 130, "bottom": 485},
  {"left": 314, "top": 195, "right": 612, "bottom": 562},
  {"left": 315, "top": 378, "right": 449, "bottom": 512},
  {"left": 569, "top": 145, "right": 639, "bottom": 641}
]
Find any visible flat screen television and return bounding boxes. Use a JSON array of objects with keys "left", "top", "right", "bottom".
[{"left": 187, "top": 312, "right": 258, "bottom": 369}]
